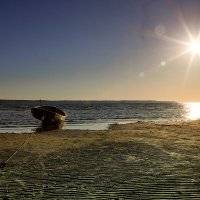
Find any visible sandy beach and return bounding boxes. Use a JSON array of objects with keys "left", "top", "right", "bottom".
[{"left": 0, "top": 121, "right": 200, "bottom": 199}]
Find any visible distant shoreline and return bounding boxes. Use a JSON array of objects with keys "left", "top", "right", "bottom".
[{"left": 0, "top": 99, "right": 178, "bottom": 103}]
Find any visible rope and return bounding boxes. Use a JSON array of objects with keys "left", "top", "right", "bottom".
[{"left": 0, "top": 131, "right": 35, "bottom": 170}]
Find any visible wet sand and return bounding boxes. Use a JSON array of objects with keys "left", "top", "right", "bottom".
[{"left": 0, "top": 121, "right": 200, "bottom": 199}]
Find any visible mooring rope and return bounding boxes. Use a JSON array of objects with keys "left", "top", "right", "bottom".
[{"left": 0, "top": 131, "right": 35, "bottom": 170}]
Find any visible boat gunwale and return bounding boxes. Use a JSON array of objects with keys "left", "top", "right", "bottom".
[{"left": 33, "top": 106, "right": 66, "bottom": 117}]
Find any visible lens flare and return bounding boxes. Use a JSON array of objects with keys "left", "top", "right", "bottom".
[{"left": 153, "top": 6, "right": 200, "bottom": 94}]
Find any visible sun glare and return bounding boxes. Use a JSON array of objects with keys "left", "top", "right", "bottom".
[
  {"left": 189, "top": 40, "right": 200, "bottom": 54},
  {"left": 185, "top": 102, "right": 200, "bottom": 120}
]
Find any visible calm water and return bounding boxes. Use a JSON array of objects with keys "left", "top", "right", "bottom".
[{"left": 0, "top": 100, "right": 199, "bottom": 133}]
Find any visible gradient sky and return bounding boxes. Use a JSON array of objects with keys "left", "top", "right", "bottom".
[{"left": 1, "top": 0, "right": 200, "bottom": 101}]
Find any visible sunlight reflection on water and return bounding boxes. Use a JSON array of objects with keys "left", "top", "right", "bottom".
[{"left": 184, "top": 102, "right": 200, "bottom": 120}]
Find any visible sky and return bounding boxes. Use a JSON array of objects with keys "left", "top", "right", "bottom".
[{"left": 1, "top": 0, "right": 200, "bottom": 102}]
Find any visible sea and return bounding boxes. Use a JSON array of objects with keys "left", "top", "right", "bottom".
[{"left": 0, "top": 100, "right": 199, "bottom": 133}]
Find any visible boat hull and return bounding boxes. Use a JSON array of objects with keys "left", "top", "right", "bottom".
[{"left": 31, "top": 106, "right": 66, "bottom": 125}]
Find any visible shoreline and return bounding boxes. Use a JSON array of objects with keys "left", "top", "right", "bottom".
[
  {"left": 1, "top": 120, "right": 200, "bottom": 160},
  {"left": 0, "top": 121, "right": 200, "bottom": 199},
  {"left": 0, "top": 118, "right": 192, "bottom": 134}
]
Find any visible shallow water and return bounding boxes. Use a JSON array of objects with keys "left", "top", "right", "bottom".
[{"left": 0, "top": 100, "right": 198, "bottom": 132}]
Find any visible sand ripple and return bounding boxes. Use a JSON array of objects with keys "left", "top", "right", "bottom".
[{"left": 1, "top": 141, "right": 199, "bottom": 199}]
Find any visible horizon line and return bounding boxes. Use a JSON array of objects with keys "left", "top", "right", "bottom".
[{"left": 0, "top": 99, "right": 191, "bottom": 103}]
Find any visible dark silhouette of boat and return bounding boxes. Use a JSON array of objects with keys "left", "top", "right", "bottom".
[{"left": 31, "top": 105, "right": 67, "bottom": 125}]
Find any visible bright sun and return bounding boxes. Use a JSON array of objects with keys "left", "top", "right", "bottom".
[
  {"left": 155, "top": 8, "right": 200, "bottom": 71},
  {"left": 189, "top": 40, "right": 200, "bottom": 54}
]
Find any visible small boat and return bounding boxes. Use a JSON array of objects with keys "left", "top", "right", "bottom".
[{"left": 31, "top": 105, "right": 67, "bottom": 125}]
